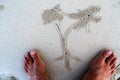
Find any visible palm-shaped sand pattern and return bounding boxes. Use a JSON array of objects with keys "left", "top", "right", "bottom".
[
  {"left": 42, "top": 4, "right": 101, "bottom": 70},
  {"left": 42, "top": 4, "right": 63, "bottom": 24},
  {"left": 67, "top": 6, "right": 101, "bottom": 32}
]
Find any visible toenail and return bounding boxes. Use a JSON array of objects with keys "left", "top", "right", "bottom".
[
  {"left": 30, "top": 51, "right": 36, "bottom": 55},
  {"left": 105, "top": 50, "right": 112, "bottom": 56}
]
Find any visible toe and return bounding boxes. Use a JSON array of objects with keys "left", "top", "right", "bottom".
[
  {"left": 30, "top": 50, "right": 43, "bottom": 64},
  {"left": 111, "top": 63, "right": 116, "bottom": 70},
  {"left": 24, "top": 57, "right": 29, "bottom": 65},
  {"left": 111, "top": 70, "right": 115, "bottom": 75},
  {"left": 110, "top": 58, "right": 117, "bottom": 66},
  {"left": 98, "top": 49, "right": 112, "bottom": 61},
  {"left": 24, "top": 57, "right": 29, "bottom": 69},
  {"left": 24, "top": 65, "right": 28, "bottom": 73},
  {"left": 24, "top": 60, "right": 29, "bottom": 68},
  {"left": 106, "top": 53, "right": 116, "bottom": 65},
  {"left": 24, "top": 58, "right": 28, "bottom": 73},
  {"left": 26, "top": 52, "right": 33, "bottom": 64}
]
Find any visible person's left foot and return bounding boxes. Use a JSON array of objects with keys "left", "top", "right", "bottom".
[{"left": 24, "top": 50, "right": 49, "bottom": 80}]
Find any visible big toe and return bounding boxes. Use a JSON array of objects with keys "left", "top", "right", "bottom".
[
  {"left": 99, "top": 49, "right": 113, "bottom": 60},
  {"left": 30, "top": 50, "right": 44, "bottom": 64}
]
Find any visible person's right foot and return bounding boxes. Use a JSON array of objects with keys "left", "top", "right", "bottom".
[
  {"left": 24, "top": 51, "right": 49, "bottom": 80},
  {"left": 82, "top": 49, "right": 117, "bottom": 80}
]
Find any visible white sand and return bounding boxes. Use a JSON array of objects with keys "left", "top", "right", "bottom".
[{"left": 0, "top": 0, "right": 120, "bottom": 80}]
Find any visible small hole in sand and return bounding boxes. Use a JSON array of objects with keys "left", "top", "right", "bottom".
[
  {"left": 0, "top": 74, "right": 19, "bottom": 80},
  {"left": 7, "top": 76, "right": 18, "bottom": 80},
  {"left": 0, "top": 5, "right": 4, "bottom": 11}
]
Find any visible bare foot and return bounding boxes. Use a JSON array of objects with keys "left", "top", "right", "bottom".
[
  {"left": 24, "top": 51, "right": 49, "bottom": 80},
  {"left": 82, "top": 49, "right": 117, "bottom": 80}
]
